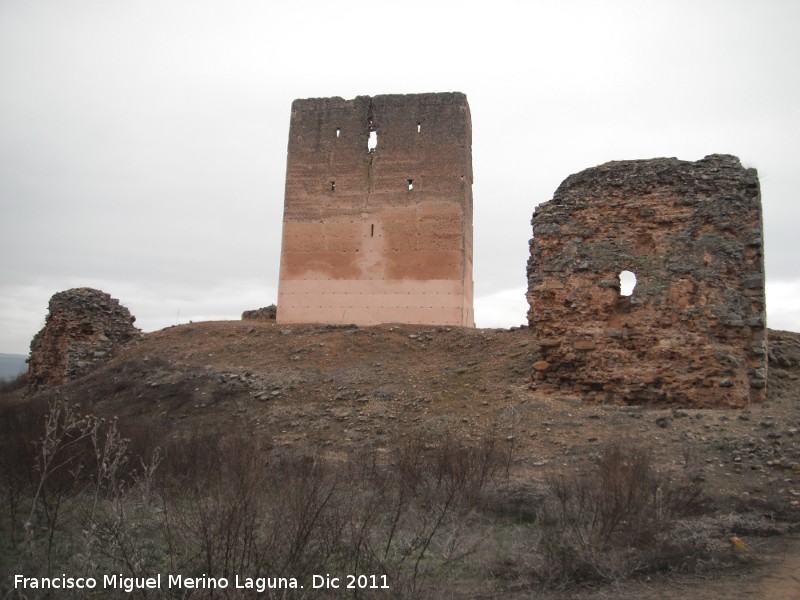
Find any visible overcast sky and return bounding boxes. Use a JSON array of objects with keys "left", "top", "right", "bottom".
[{"left": 1, "top": 0, "right": 798, "bottom": 354}]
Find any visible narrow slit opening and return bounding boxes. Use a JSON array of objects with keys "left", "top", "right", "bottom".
[
  {"left": 417, "top": 122, "right": 421, "bottom": 133},
  {"left": 335, "top": 127, "right": 340, "bottom": 138},
  {"left": 370, "top": 224, "right": 374, "bottom": 237},
  {"left": 407, "top": 179, "right": 414, "bottom": 191},
  {"left": 367, "top": 130, "right": 378, "bottom": 152},
  {"left": 330, "top": 180, "right": 335, "bottom": 192}
]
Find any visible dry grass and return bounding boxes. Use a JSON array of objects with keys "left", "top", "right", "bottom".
[
  {"left": 0, "top": 395, "right": 792, "bottom": 598},
  {"left": 0, "top": 397, "right": 510, "bottom": 598},
  {"left": 532, "top": 440, "right": 710, "bottom": 587}
]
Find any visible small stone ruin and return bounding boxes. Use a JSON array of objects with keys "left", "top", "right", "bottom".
[
  {"left": 242, "top": 305, "right": 277, "bottom": 321},
  {"left": 28, "top": 288, "right": 140, "bottom": 392},
  {"left": 526, "top": 155, "right": 766, "bottom": 407}
]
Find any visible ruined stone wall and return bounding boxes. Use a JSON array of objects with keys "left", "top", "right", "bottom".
[
  {"left": 277, "top": 92, "right": 474, "bottom": 327},
  {"left": 28, "top": 288, "right": 140, "bottom": 392},
  {"left": 526, "top": 155, "right": 766, "bottom": 407},
  {"left": 242, "top": 305, "right": 277, "bottom": 321}
]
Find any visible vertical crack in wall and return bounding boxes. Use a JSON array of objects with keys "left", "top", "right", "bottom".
[{"left": 366, "top": 97, "right": 376, "bottom": 201}]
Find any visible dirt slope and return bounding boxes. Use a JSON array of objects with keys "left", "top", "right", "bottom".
[
  {"left": 30, "top": 321, "right": 798, "bottom": 506},
  {"left": 14, "top": 321, "right": 800, "bottom": 598}
]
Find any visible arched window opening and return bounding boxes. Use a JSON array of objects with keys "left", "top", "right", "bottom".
[
  {"left": 367, "top": 130, "right": 378, "bottom": 152},
  {"left": 619, "top": 270, "right": 637, "bottom": 297}
]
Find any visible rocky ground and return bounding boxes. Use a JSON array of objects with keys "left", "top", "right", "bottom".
[{"left": 5, "top": 321, "right": 800, "bottom": 598}]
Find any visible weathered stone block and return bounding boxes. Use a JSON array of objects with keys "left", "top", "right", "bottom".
[{"left": 574, "top": 340, "right": 597, "bottom": 351}]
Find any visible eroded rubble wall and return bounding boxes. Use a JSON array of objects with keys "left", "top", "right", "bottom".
[
  {"left": 277, "top": 92, "right": 474, "bottom": 326},
  {"left": 28, "top": 288, "right": 140, "bottom": 392},
  {"left": 526, "top": 155, "right": 766, "bottom": 407}
]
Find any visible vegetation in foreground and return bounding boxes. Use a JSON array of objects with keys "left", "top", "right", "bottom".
[{"left": 0, "top": 391, "right": 766, "bottom": 599}]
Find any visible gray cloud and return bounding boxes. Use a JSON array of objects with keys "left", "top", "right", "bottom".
[{"left": 2, "top": 0, "right": 798, "bottom": 353}]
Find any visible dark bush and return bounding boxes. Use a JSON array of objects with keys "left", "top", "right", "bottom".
[
  {"left": 0, "top": 371, "right": 28, "bottom": 393},
  {"left": 535, "top": 440, "right": 706, "bottom": 586}
]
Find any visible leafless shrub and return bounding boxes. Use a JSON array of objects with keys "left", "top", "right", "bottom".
[
  {"left": 0, "top": 398, "right": 43, "bottom": 548},
  {"left": 89, "top": 447, "right": 162, "bottom": 582},
  {"left": 160, "top": 433, "right": 272, "bottom": 578},
  {"left": 265, "top": 455, "right": 345, "bottom": 577},
  {"left": 24, "top": 397, "right": 97, "bottom": 570},
  {"left": 0, "top": 395, "right": 159, "bottom": 585},
  {"left": 340, "top": 435, "right": 510, "bottom": 598},
  {"left": 534, "top": 439, "right": 706, "bottom": 587},
  {"left": 157, "top": 432, "right": 363, "bottom": 593},
  {"left": 1, "top": 402, "right": 511, "bottom": 599},
  {"left": 432, "top": 436, "right": 506, "bottom": 507}
]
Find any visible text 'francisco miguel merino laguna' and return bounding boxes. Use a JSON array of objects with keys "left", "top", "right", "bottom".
[
  {"left": 14, "top": 573, "right": 391, "bottom": 593},
  {"left": 15, "top": 574, "right": 299, "bottom": 593}
]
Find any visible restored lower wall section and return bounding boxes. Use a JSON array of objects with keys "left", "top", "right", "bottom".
[{"left": 278, "top": 279, "right": 472, "bottom": 326}]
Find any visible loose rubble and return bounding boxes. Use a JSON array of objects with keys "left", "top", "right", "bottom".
[{"left": 242, "top": 304, "right": 277, "bottom": 321}]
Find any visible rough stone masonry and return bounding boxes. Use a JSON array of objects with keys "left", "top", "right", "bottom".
[
  {"left": 277, "top": 93, "right": 474, "bottom": 327},
  {"left": 28, "top": 288, "right": 140, "bottom": 392},
  {"left": 526, "top": 155, "right": 766, "bottom": 407}
]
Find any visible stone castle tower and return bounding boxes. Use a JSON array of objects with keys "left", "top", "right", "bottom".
[{"left": 277, "top": 92, "right": 474, "bottom": 326}]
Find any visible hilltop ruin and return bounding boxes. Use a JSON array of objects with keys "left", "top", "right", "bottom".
[
  {"left": 276, "top": 93, "right": 474, "bottom": 327},
  {"left": 27, "top": 288, "right": 139, "bottom": 392},
  {"left": 24, "top": 98, "right": 769, "bottom": 410},
  {"left": 526, "top": 155, "right": 767, "bottom": 407}
]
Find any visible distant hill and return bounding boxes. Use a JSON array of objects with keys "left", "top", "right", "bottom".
[{"left": 0, "top": 353, "right": 27, "bottom": 380}]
